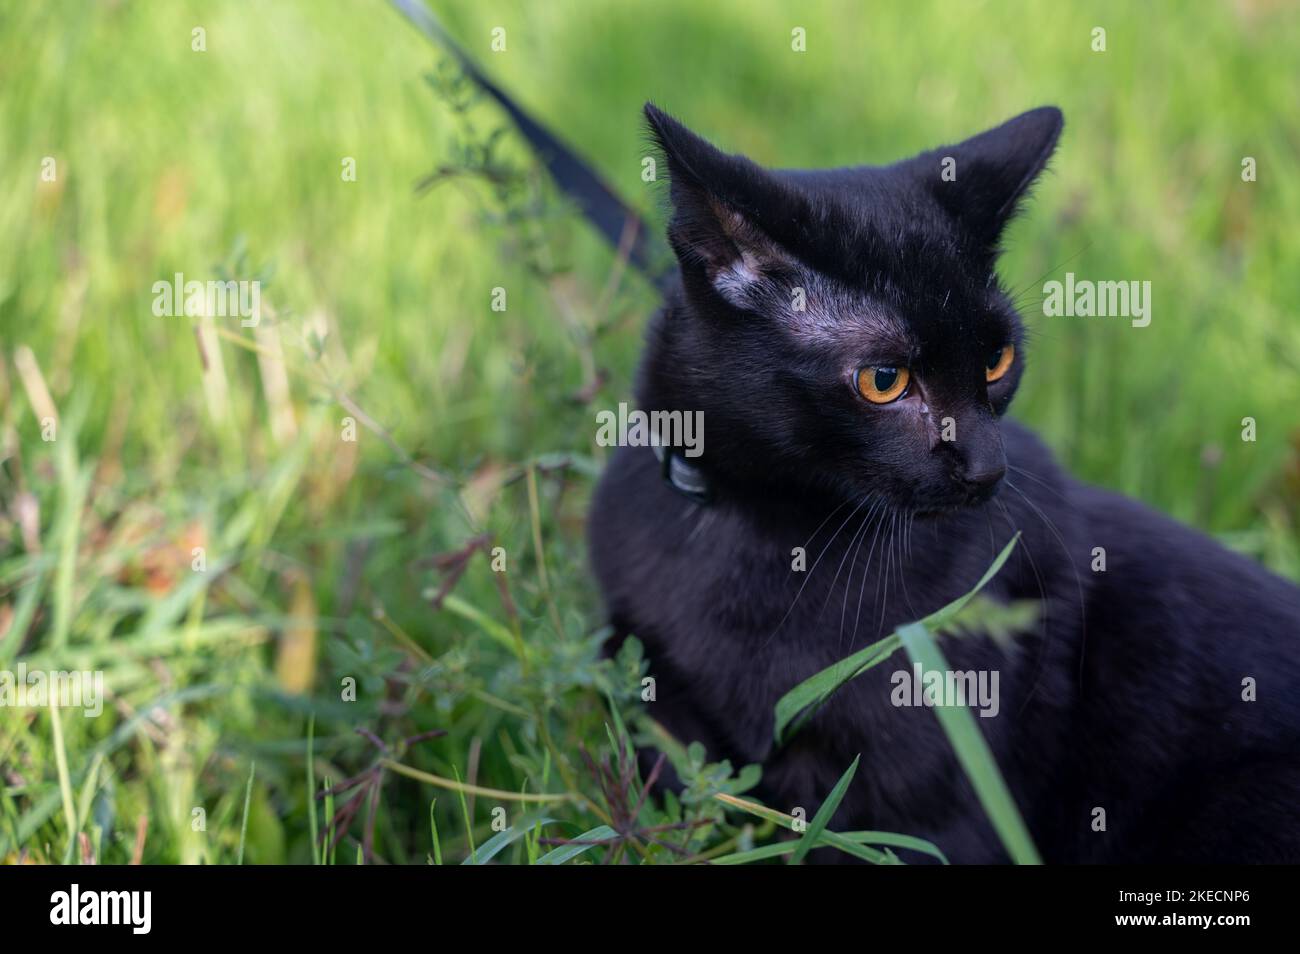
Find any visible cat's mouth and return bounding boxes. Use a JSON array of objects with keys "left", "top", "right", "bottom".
[
  {"left": 909, "top": 483, "right": 1003, "bottom": 519},
  {"left": 914, "top": 505, "right": 973, "bottom": 519}
]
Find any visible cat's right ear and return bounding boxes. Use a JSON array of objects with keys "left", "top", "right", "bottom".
[
  {"left": 643, "top": 103, "right": 805, "bottom": 304},
  {"left": 925, "top": 106, "right": 1064, "bottom": 256}
]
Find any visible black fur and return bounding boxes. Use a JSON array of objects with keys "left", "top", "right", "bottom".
[{"left": 588, "top": 105, "right": 1300, "bottom": 863}]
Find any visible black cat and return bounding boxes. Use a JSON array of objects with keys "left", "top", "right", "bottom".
[{"left": 581, "top": 104, "right": 1300, "bottom": 864}]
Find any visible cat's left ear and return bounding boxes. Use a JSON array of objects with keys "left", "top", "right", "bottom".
[
  {"left": 643, "top": 103, "right": 811, "bottom": 307},
  {"left": 925, "top": 106, "right": 1063, "bottom": 254}
]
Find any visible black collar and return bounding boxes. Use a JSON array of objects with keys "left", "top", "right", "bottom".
[{"left": 652, "top": 444, "right": 711, "bottom": 504}]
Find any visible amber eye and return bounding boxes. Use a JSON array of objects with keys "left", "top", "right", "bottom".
[
  {"left": 985, "top": 343, "right": 1015, "bottom": 383},
  {"left": 856, "top": 365, "right": 911, "bottom": 404}
]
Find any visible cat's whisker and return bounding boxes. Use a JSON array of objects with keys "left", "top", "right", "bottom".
[
  {"left": 895, "top": 511, "right": 920, "bottom": 619},
  {"left": 993, "top": 496, "right": 1047, "bottom": 620},
  {"left": 849, "top": 501, "right": 892, "bottom": 649},
  {"left": 762, "top": 494, "right": 871, "bottom": 649},
  {"left": 1007, "top": 464, "right": 1068, "bottom": 503},
  {"left": 1005, "top": 479, "right": 1086, "bottom": 626},
  {"left": 889, "top": 511, "right": 903, "bottom": 620},
  {"left": 825, "top": 496, "right": 883, "bottom": 627},
  {"left": 790, "top": 496, "right": 854, "bottom": 577},
  {"left": 837, "top": 499, "right": 883, "bottom": 647},
  {"left": 992, "top": 496, "right": 1055, "bottom": 717},
  {"left": 876, "top": 511, "right": 898, "bottom": 633},
  {"left": 871, "top": 513, "right": 891, "bottom": 634},
  {"left": 1004, "top": 478, "right": 1089, "bottom": 680},
  {"left": 1007, "top": 243, "right": 1094, "bottom": 304}
]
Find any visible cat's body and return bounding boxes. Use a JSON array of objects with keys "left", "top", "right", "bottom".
[
  {"left": 591, "top": 413, "right": 1300, "bottom": 862},
  {"left": 585, "top": 105, "right": 1300, "bottom": 863}
]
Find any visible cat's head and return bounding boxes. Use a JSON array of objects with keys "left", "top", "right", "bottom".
[{"left": 639, "top": 103, "right": 1063, "bottom": 514}]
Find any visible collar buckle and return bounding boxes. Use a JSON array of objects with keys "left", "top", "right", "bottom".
[{"left": 652, "top": 444, "right": 711, "bottom": 504}]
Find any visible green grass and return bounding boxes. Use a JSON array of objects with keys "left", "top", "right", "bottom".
[{"left": 1, "top": 0, "right": 1297, "bottom": 864}]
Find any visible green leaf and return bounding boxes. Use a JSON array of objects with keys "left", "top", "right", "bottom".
[
  {"left": 461, "top": 813, "right": 556, "bottom": 865},
  {"left": 306, "top": 715, "right": 319, "bottom": 866},
  {"left": 441, "top": 594, "right": 519, "bottom": 654},
  {"left": 535, "top": 825, "right": 617, "bottom": 865},
  {"left": 712, "top": 842, "right": 797, "bottom": 864},
  {"left": 715, "top": 794, "right": 894, "bottom": 864},
  {"left": 773, "top": 633, "right": 900, "bottom": 746},
  {"left": 933, "top": 595, "right": 1039, "bottom": 648},
  {"left": 790, "top": 754, "right": 859, "bottom": 864},
  {"left": 713, "top": 829, "right": 945, "bottom": 865},
  {"left": 898, "top": 621, "right": 1041, "bottom": 865},
  {"left": 237, "top": 761, "right": 255, "bottom": 866},
  {"left": 732, "top": 762, "right": 762, "bottom": 795},
  {"left": 839, "top": 830, "right": 948, "bottom": 865},
  {"left": 773, "top": 532, "right": 1021, "bottom": 745},
  {"left": 429, "top": 799, "right": 442, "bottom": 866}
]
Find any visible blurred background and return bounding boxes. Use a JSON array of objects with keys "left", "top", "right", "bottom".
[{"left": 1, "top": 0, "right": 1297, "bottom": 864}]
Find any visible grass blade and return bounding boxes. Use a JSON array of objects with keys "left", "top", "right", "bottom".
[
  {"left": 790, "top": 754, "right": 859, "bottom": 864},
  {"left": 429, "top": 799, "right": 442, "bottom": 865},
  {"left": 452, "top": 764, "right": 475, "bottom": 862},
  {"left": 535, "top": 825, "right": 617, "bottom": 865},
  {"left": 898, "top": 621, "right": 1041, "bottom": 864},
  {"left": 48, "top": 700, "right": 78, "bottom": 863},
  {"left": 773, "top": 633, "right": 901, "bottom": 745},
  {"left": 712, "top": 792, "right": 893, "bottom": 865},
  {"left": 237, "top": 761, "right": 256, "bottom": 865},
  {"left": 713, "top": 829, "right": 945, "bottom": 865},
  {"left": 306, "top": 715, "right": 319, "bottom": 865},
  {"left": 461, "top": 813, "right": 557, "bottom": 865}
]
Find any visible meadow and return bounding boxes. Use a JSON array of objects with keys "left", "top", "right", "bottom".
[{"left": 1, "top": 0, "right": 1297, "bottom": 864}]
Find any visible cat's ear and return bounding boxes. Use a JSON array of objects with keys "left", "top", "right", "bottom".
[
  {"left": 644, "top": 103, "right": 806, "bottom": 305},
  {"left": 927, "top": 106, "right": 1063, "bottom": 253}
]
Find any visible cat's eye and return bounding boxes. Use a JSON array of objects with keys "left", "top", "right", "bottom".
[
  {"left": 985, "top": 344, "right": 1015, "bottom": 383},
  {"left": 856, "top": 365, "right": 911, "bottom": 404}
]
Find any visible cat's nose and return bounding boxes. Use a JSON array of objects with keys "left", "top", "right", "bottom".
[
  {"left": 954, "top": 453, "right": 1006, "bottom": 497},
  {"left": 950, "top": 437, "right": 1006, "bottom": 498},
  {"left": 958, "top": 460, "right": 1006, "bottom": 493}
]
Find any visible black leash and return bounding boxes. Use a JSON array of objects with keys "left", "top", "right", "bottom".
[
  {"left": 393, "top": 1, "right": 707, "bottom": 503},
  {"left": 390, "top": 0, "right": 673, "bottom": 290}
]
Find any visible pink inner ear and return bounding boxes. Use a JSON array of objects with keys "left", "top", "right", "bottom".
[
  {"left": 710, "top": 253, "right": 767, "bottom": 309},
  {"left": 701, "top": 197, "right": 798, "bottom": 306}
]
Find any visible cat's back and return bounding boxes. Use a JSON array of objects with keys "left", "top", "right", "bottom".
[
  {"left": 1068, "top": 480, "right": 1300, "bottom": 757},
  {"left": 1074, "top": 482, "right": 1300, "bottom": 655}
]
